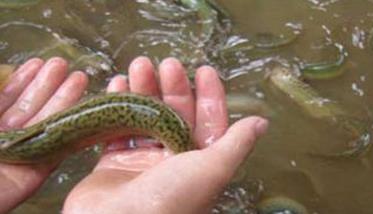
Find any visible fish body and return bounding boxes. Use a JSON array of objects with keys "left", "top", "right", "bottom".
[
  {"left": 269, "top": 66, "right": 345, "bottom": 120},
  {"left": 301, "top": 43, "right": 347, "bottom": 80},
  {"left": 269, "top": 66, "right": 371, "bottom": 157},
  {"left": 0, "top": 94, "right": 194, "bottom": 164}
]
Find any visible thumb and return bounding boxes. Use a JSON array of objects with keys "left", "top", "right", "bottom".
[{"left": 205, "top": 116, "right": 268, "bottom": 176}]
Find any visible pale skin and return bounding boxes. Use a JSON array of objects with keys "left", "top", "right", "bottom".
[{"left": 0, "top": 57, "right": 268, "bottom": 214}]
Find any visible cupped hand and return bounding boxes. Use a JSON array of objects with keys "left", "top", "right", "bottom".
[
  {"left": 0, "top": 58, "right": 89, "bottom": 214},
  {"left": 63, "top": 57, "right": 268, "bottom": 214}
]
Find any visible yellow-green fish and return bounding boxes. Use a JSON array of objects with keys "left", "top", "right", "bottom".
[
  {"left": 268, "top": 66, "right": 371, "bottom": 158},
  {"left": 0, "top": 93, "right": 194, "bottom": 164}
]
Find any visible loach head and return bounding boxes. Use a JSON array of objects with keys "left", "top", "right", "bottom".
[
  {"left": 0, "top": 127, "right": 44, "bottom": 150},
  {"left": 0, "top": 127, "right": 48, "bottom": 164},
  {"left": 0, "top": 131, "right": 20, "bottom": 150},
  {"left": 0, "top": 131, "right": 27, "bottom": 163},
  {"left": 0, "top": 138, "right": 8, "bottom": 150}
]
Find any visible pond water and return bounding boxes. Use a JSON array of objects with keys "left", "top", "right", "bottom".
[{"left": 2, "top": 0, "right": 373, "bottom": 213}]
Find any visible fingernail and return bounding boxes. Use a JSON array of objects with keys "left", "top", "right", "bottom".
[
  {"left": 254, "top": 118, "right": 269, "bottom": 136},
  {"left": 109, "top": 74, "right": 128, "bottom": 93},
  {"left": 160, "top": 57, "right": 182, "bottom": 71},
  {"left": 130, "top": 56, "right": 151, "bottom": 71},
  {"left": 46, "top": 57, "right": 65, "bottom": 67}
]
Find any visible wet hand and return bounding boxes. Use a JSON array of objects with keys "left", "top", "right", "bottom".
[
  {"left": 0, "top": 58, "right": 89, "bottom": 214},
  {"left": 63, "top": 57, "right": 268, "bottom": 214}
]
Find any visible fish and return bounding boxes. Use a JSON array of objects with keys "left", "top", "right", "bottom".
[
  {"left": 0, "top": 93, "right": 194, "bottom": 164},
  {"left": 301, "top": 43, "right": 347, "bottom": 80},
  {"left": 268, "top": 66, "right": 371, "bottom": 158}
]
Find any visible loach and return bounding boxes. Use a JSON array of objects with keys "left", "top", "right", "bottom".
[
  {"left": 268, "top": 66, "right": 371, "bottom": 158},
  {"left": 0, "top": 93, "right": 194, "bottom": 164}
]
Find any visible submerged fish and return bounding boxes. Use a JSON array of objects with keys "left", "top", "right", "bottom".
[
  {"left": 268, "top": 66, "right": 371, "bottom": 158},
  {"left": 301, "top": 43, "right": 347, "bottom": 80},
  {"left": 0, "top": 94, "right": 194, "bottom": 164}
]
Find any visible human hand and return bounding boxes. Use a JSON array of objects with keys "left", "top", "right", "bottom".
[
  {"left": 0, "top": 58, "right": 89, "bottom": 213},
  {"left": 63, "top": 57, "right": 268, "bottom": 214}
]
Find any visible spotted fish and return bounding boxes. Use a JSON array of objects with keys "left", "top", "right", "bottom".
[{"left": 0, "top": 93, "right": 194, "bottom": 164}]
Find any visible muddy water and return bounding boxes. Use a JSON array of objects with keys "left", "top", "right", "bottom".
[{"left": 1, "top": 0, "right": 373, "bottom": 213}]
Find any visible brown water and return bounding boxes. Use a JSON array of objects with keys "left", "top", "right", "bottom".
[{"left": 2, "top": 0, "right": 373, "bottom": 213}]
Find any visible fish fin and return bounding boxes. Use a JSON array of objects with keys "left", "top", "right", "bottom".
[{"left": 0, "top": 128, "right": 43, "bottom": 150}]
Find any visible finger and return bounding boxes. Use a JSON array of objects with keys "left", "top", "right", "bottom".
[
  {"left": 0, "top": 57, "right": 68, "bottom": 129},
  {"left": 194, "top": 66, "right": 228, "bottom": 148},
  {"left": 128, "top": 56, "right": 160, "bottom": 97},
  {"left": 107, "top": 75, "right": 129, "bottom": 93},
  {"left": 0, "top": 58, "right": 44, "bottom": 115},
  {"left": 206, "top": 117, "right": 268, "bottom": 173},
  {"left": 26, "top": 71, "right": 89, "bottom": 126},
  {"left": 159, "top": 58, "right": 195, "bottom": 128}
]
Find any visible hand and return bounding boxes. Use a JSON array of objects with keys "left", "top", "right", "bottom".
[
  {"left": 0, "top": 58, "right": 89, "bottom": 213},
  {"left": 63, "top": 57, "right": 268, "bottom": 214}
]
